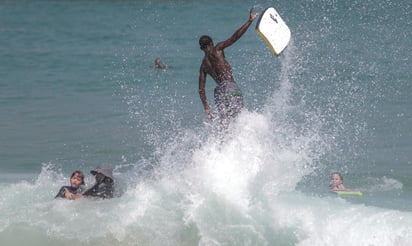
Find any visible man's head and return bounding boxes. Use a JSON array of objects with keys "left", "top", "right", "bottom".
[
  {"left": 155, "top": 58, "right": 161, "bottom": 65},
  {"left": 199, "top": 35, "right": 213, "bottom": 50},
  {"left": 90, "top": 163, "right": 114, "bottom": 182},
  {"left": 154, "top": 58, "right": 166, "bottom": 69}
]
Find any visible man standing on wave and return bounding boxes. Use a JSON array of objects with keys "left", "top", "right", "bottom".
[{"left": 198, "top": 7, "right": 258, "bottom": 127}]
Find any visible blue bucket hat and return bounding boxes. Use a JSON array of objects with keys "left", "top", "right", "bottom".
[{"left": 90, "top": 163, "right": 113, "bottom": 180}]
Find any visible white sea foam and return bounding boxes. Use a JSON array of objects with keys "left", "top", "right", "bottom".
[{"left": 1, "top": 105, "right": 412, "bottom": 245}]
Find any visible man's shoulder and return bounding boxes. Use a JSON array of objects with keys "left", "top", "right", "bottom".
[{"left": 215, "top": 40, "right": 230, "bottom": 51}]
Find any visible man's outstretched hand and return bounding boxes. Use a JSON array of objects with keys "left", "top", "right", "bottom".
[
  {"left": 205, "top": 108, "right": 213, "bottom": 122},
  {"left": 249, "top": 6, "right": 259, "bottom": 22}
]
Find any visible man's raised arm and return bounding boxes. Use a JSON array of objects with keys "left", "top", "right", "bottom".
[{"left": 216, "top": 7, "right": 259, "bottom": 50}]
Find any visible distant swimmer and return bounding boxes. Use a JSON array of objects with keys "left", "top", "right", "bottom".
[
  {"left": 198, "top": 7, "right": 258, "bottom": 127},
  {"left": 154, "top": 57, "right": 167, "bottom": 69}
]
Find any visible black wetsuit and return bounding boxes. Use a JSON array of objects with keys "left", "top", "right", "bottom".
[
  {"left": 55, "top": 186, "right": 83, "bottom": 199},
  {"left": 82, "top": 177, "right": 114, "bottom": 199}
]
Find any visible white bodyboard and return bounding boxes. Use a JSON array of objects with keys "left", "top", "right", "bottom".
[{"left": 255, "top": 7, "right": 291, "bottom": 56}]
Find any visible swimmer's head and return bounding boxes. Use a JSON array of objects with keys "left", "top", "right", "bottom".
[
  {"left": 330, "top": 172, "right": 343, "bottom": 186},
  {"left": 199, "top": 35, "right": 213, "bottom": 50},
  {"left": 70, "top": 170, "right": 85, "bottom": 187}
]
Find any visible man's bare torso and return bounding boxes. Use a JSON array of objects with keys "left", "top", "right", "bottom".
[{"left": 201, "top": 48, "right": 234, "bottom": 84}]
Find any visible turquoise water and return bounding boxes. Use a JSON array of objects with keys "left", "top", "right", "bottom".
[{"left": 1, "top": 0, "right": 411, "bottom": 245}]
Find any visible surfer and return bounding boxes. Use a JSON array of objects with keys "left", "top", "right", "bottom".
[
  {"left": 198, "top": 7, "right": 258, "bottom": 127},
  {"left": 55, "top": 170, "right": 85, "bottom": 200}
]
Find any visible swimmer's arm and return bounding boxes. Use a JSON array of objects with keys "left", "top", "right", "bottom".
[
  {"left": 198, "top": 68, "right": 212, "bottom": 121},
  {"left": 330, "top": 186, "right": 352, "bottom": 192},
  {"left": 63, "top": 188, "right": 84, "bottom": 200},
  {"left": 71, "top": 194, "right": 84, "bottom": 199}
]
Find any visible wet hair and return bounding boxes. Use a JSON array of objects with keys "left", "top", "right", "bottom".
[
  {"left": 331, "top": 172, "right": 343, "bottom": 181},
  {"left": 199, "top": 35, "right": 213, "bottom": 50},
  {"left": 71, "top": 170, "right": 85, "bottom": 185}
]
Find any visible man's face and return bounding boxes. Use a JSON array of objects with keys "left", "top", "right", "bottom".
[{"left": 95, "top": 172, "right": 105, "bottom": 183}]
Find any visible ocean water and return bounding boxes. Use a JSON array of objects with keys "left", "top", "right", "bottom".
[{"left": 1, "top": 0, "right": 411, "bottom": 245}]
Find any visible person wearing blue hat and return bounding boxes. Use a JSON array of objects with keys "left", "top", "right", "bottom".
[{"left": 82, "top": 163, "right": 115, "bottom": 199}]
